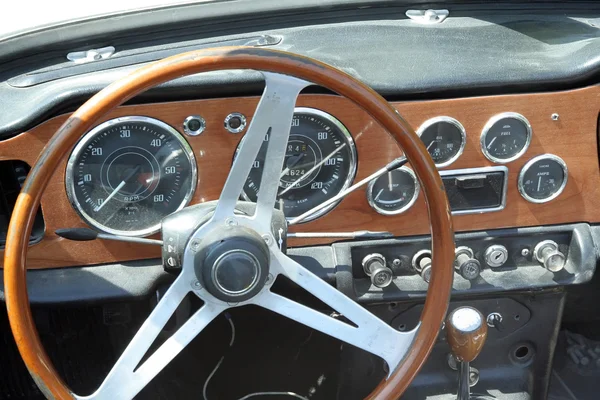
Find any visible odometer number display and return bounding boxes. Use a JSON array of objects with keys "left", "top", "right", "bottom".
[
  {"left": 66, "top": 116, "right": 197, "bottom": 236},
  {"left": 240, "top": 107, "right": 357, "bottom": 222}
]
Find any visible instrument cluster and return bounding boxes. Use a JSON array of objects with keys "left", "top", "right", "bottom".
[
  {"left": 64, "top": 106, "right": 569, "bottom": 237},
  {"left": 366, "top": 112, "right": 568, "bottom": 215}
]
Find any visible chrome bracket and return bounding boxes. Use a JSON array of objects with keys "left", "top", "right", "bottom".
[{"left": 406, "top": 9, "right": 449, "bottom": 25}]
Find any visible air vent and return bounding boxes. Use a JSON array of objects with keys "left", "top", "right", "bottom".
[{"left": 0, "top": 160, "right": 45, "bottom": 249}]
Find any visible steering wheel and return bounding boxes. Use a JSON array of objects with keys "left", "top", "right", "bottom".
[{"left": 4, "top": 47, "right": 455, "bottom": 400}]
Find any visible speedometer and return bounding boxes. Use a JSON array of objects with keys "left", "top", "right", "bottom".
[
  {"left": 239, "top": 107, "right": 357, "bottom": 222},
  {"left": 65, "top": 116, "right": 197, "bottom": 236}
]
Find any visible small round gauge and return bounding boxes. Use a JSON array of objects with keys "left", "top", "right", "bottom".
[
  {"left": 367, "top": 167, "right": 419, "bottom": 215},
  {"left": 518, "top": 154, "right": 568, "bottom": 203},
  {"left": 417, "top": 117, "right": 466, "bottom": 167},
  {"left": 481, "top": 113, "right": 532, "bottom": 163},
  {"left": 240, "top": 107, "right": 357, "bottom": 222},
  {"left": 65, "top": 116, "right": 197, "bottom": 236}
]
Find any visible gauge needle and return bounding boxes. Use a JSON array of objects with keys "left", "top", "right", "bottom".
[
  {"left": 487, "top": 137, "right": 497, "bottom": 149},
  {"left": 426, "top": 141, "right": 435, "bottom": 151},
  {"left": 94, "top": 165, "right": 141, "bottom": 212},
  {"left": 94, "top": 180, "right": 126, "bottom": 212},
  {"left": 374, "top": 188, "right": 384, "bottom": 201},
  {"left": 279, "top": 153, "right": 305, "bottom": 178},
  {"left": 279, "top": 143, "right": 347, "bottom": 196},
  {"left": 388, "top": 172, "right": 393, "bottom": 191},
  {"left": 537, "top": 176, "right": 542, "bottom": 191}
]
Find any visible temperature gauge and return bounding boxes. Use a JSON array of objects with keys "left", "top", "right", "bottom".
[
  {"left": 367, "top": 167, "right": 419, "bottom": 215},
  {"left": 518, "top": 154, "right": 568, "bottom": 203}
]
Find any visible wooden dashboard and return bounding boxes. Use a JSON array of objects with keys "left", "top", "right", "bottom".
[{"left": 1, "top": 85, "right": 599, "bottom": 269}]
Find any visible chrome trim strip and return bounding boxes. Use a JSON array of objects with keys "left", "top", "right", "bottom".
[
  {"left": 439, "top": 165, "right": 509, "bottom": 215},
  {"left": 417, "top": 116, "right": 466, "bottom": 168},
  {"left": 366, "top": 166, "right": 420, "bottom": 215},
  {"left": 480, "top": 112, "right": 532, "bottom": 164},
  {"left": 517, "top": 154, "right": 568, "bottom": 204},
  {"left": 65, "top": 116, "right": 197, "bottom": 237}
]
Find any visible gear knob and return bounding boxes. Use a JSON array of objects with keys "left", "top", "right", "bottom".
[{"left": 446, "top": 306, "right": 488, "bottom": 362}]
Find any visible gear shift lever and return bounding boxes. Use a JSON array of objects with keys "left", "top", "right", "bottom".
[{"left": 446, "top": 307, "right": 488, "bottom": 400}]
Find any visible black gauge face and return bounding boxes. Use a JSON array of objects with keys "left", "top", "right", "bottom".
[
  {"left": 481, "top": 114, "right": 531, "bottom": 163},
  {"left": 66, "top": 117, "right": 196, "bottom": 236},
  {"left": 418, "top": 117, "right": 466, "bottom": 167},
  {"left": 367, "top": 167, "right": 419, "bottom": 215},
  {"left": 240, "top": 108, "right": 357, "bottom": 221},
  {"left": 518, "top": 155, "right": 567, "bottom": 203}
]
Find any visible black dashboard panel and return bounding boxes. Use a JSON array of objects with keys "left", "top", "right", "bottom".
[{"left": 2, "top": 2, "right": 600, "bottom": 137}]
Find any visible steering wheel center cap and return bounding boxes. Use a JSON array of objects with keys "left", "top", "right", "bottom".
[
  {"left": 213, "top": 249, "right": 260, "bottom": 294},
  {"left": 195, "top": 225, "right": 270, "bottom": 302}
]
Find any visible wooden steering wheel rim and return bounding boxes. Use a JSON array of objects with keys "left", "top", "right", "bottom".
[{"left": 3, "top": 47, "right": 455, "bottom": 400}]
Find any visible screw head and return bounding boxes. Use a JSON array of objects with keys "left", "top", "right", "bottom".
[
  {"left": 262, "top": 234, "right": 272, "bottom": 245},
  {"left": 191, "top": 240, "right": 200, "bottom": 251},
  {"left": 265, "top": 273, "right": 274, "bottom": 285},
  {"left": 521, "top": 248, "right": 530, "bottom": 257},
  {"left": 193, "top": 280, "right": 201, "bottom": 289},
  {"left": 392, "top": 258, "right": 402, "bottom": 267},
  {"left": 225, "top": 217, "right": 238, "bottom": 227},
  {"left": 551, "top": 113, "right": 559, "bottom": 121}
]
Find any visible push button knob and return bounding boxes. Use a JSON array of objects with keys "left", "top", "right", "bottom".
[
  {"left": 362, "top": 253, "right": 393, "bottom": 288},
  {"left": 534, "top": 240, "right": 565, "bottom": 272},
  {"left": 454, "top": 247, "right": 481, "bottom": 280},
  {"left": 412, "top": 250, "right": 433, "bottom": 283}
]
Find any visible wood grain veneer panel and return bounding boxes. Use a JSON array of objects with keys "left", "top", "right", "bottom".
[{"left": 1, "top": 86, "right": 598, "bottom": 269}]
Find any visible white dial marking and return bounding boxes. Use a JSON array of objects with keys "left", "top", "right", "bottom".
[{"left": 278, "top": 143, "right": 346, "bottom": 196}]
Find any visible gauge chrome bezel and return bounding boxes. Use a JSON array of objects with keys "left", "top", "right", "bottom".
[
  {"left": 183, "top": 115, "right": 206, "bottom": 136},
  {"left": 417, "top": 116, "right": 466, "bottom": 168},
  {"left": 65, "top": 116, "right": 198, "bottom": 237},
  {"left": 366, "top": 166, "right": 419, "bottom": 216},
  {"left": 238, "top": 106, "right": 357, "bottom": 223},
  {"left": 480, "top": 112, "right": 532, "bottom": 164},
  {"left": 517, "top": 154, "right": 568, "bottom": 204}
]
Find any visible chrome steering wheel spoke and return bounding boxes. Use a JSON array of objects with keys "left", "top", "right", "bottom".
[
  {"left": 75, "top": 273, "right": 226, "bottom": 400},
  {"left": 212, "top": 72, "right": 310, "bottom": 231},
  {"left": 253, "top": 250, "right": 418, "bottom": 375}
]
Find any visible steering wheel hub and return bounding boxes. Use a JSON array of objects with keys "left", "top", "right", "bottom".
[{"left": 197, "top": 225, "right": 270, "bottom": 302}]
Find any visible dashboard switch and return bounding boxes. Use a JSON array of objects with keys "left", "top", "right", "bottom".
[
  {"left": 534, "top": 240, "right": 566, "bottom": 272},
  {"left": 483, "top": 244, "right": 508, "bottom": 268},
  {"left": 362, "top": 253, "right": 393, "bottom": 288},
  {"left": 412, "top": 250, "right": 433, "bottom": 283},
  {"left": 454, "top": 247, "right": 481, "bottom": 280}
]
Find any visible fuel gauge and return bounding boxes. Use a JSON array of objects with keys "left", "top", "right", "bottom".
[
  {"left": 481, "top": 113, "right": 531, "bottom": 163},
  {"left": 367, "top": 167, "right": 419, "bottom": 215}
]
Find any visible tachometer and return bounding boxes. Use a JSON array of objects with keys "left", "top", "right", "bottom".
[
  {"left": 240, "top": 107, "right": 357, "bottom": 222},
  {"left": 65, "top": 116, "right": 197, "bottom": 236}
]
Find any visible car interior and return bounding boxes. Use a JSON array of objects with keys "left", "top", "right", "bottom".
[{"left": 2, "top": 1, "right": 600, "bottom": 399}]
